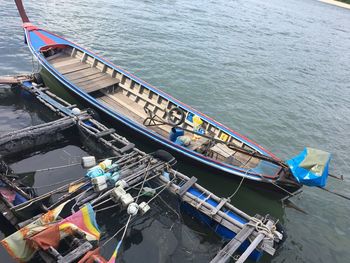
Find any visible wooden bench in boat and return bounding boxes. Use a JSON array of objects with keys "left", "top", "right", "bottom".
[
  {"left": 98, "top": 91, "right": 172, "bottom": 137},
  {"left": 50, "top": 53, "right": 120, "bottom": 93},
  {"left": 209, "top": 143, "right": 260, "bottom": 169}
]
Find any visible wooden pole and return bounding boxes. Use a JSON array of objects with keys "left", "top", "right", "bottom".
[{"left": 235, "top": 220, "right": 274, "bottom": 263}]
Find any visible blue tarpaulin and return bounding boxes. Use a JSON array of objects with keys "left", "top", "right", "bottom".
[{"left": 287, "top": 147, "right": 331, "bottom": 187}]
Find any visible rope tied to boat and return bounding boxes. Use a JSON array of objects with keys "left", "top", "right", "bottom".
[
  {"left": 246, "top": 217, "right": 281, "bottom": 241},
  {"left": 227, "top": 168, "right": 252, "bottom": 201}
]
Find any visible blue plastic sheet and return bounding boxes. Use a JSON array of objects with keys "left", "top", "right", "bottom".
[{"left": 287, "top": 147, "right": 331, "bottom": 187}]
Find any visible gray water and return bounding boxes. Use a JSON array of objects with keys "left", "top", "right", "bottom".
[{"left": 1, "top": 0, "right": 350, "bottom": 262}]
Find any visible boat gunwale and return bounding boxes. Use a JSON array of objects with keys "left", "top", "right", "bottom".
[{"left": 24, "top": 27, "right": 282, "bottom": 182}]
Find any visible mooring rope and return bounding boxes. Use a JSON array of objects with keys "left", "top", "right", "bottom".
[
  {"left": 246, "top": 217, "right": 279, "bottom": 240},
  {"left": 227, "top": 168, "right": 252, "bottom": 201}
]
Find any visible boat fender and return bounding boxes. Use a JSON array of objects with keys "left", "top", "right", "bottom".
[
  {"left": 81, "top": 156, "right": 96, "bottom": 168},
  {"left": 152, "top": 150, "right": 177, "bottom": 166},
  {"left": 33, "top": 73, "right": 44, "bottom": 85},
  {"left": 168, "top": 107, "right": 185, "bottom": 126},
  {"left": 127, "top": 202, "right": 139, "bottom": 216}
]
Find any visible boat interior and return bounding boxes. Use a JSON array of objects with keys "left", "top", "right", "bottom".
[{"left": 41, "top": 45, "right": 282, "bottom": 178}]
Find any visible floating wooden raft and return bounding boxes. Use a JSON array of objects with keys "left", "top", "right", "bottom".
[{"left": 0, "top": 75, "right": 284, "bottom": 262}]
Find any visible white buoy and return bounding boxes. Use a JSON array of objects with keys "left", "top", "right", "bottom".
[
  {"left": 71, "top": 107, "right": 81, "bottom": 115},
  {"left": 120, "top": 193, "right": 134, "bottom": 207},
  {"left": 115, "top": 179, "right": 128, "bottom": 188},
  {"left": 127, "top": 203, "right": 139, "bottom": 216},
  {"left": 139, "top": 202, "right": 150, "bottom": 215},
  {"left": 110, "top": 186, "right": 127, "bottom": 203},
  {"left": 81, "top": 156, "right": 96, "bottom": 168}
]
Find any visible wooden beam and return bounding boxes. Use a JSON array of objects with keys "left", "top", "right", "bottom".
[
  {"left": 0, "top": 75, "right": 32, "bottom": 84},
  {"left": 210, "top": 223, "right": 255, "bottom": 263},
  {"left": 178, "top": 176, "right": 197, "bottom": 197}
]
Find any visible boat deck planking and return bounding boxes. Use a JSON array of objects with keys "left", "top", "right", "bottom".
[{"left": 46, "top": 49, "right": 266, "bottom": 171}]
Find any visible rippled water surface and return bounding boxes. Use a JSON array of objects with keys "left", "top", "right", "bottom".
[{"left": 1, "top": 0, "right": 350, "bottom": 262}]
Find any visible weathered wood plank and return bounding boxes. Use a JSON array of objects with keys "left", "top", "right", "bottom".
[
  {"left": 178, "top": 176, "right": 197, "bottom": 197},
  {"left": 210, "top": 223, "right": 255, "bottom": 263},
  {"left": 75, "top": 74, "right": 111, "bottom": 87},
  {"left": 210, "top": 198, "right": 227, "bottom": 216},
  {"left": 81, "top": 77, "right": 120, "bottom": 93},
  {"left": 64, "top": 67, "right": 101, "bottom": 81},
  {"left": 95, "top": 128, "right": 116, "bottom": 138},
  {"left": 51, "top": 57, "right": 80, "bottom": 68},
  {"left": 46, "top": 52, "right": 69, "bottom": 62},
  {"left": 235, "top": 220, "right": 274, "bottom": 263},
  {"left": 80, "top": 75, "right": 119, "bottom": 89},
  {"left": 0, "top": 75, "right": 32, "bottom": 84},
  {"left": 73, "top": 72, "right": 107, "bottom": 85},
  {"left": 60, "top": 63, "right": 91, "bottom": 75}
]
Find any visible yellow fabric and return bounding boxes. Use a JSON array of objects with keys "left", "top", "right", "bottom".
[{"left": 68, "top": 182, "right": 85, "bottom": 193}]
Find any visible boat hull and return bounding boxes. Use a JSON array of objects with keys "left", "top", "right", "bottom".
[{"left": 22, "top": 26, "right": 301, "bottom": 193}]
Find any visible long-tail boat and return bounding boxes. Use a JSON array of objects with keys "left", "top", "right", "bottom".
[{"left": 14, "top": 0, "right": 302, "bottom": 193}]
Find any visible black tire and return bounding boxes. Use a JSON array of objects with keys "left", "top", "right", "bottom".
[
  {"left": 152, "top": 149, "right": 177, "bottom": 166},
  {"left": 33, "top": 73, "right": 44, "bottom": 85},
  {"left": 168, "top": 107, "right": 185, "bottom": 126}
]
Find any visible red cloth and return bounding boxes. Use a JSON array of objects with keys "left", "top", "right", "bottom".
[
  {"left": 78, "top": 248, "right": 107, "bottom": 263},
  {"left": 29, "top": 225, "right": 60, "bottom": 250}
]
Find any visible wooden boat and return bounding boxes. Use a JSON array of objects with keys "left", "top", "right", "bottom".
[{"left": 14, "top": 0, "right": 301, "bottom": 193}]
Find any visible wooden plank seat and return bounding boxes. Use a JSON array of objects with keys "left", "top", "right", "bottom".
[
  {"left": 98, "top": 92, "right": 171, "bottom": 137},
  {"left": 64, "top": 67, "right": 102, "bottom": 81},
  {"left": 58, "top": 62, "right": 91, "bottom": 75},
  {"left": 79, "top": 76, "right": 120, "bottom": 93},
  {"left": 72, "top": 72, "right": 108, "bottom": 85},
  {"left": 46, "top": 52, "right": 70, "bottom": 62},
  {"left": 51, "top": 57, "right": 81, "bottom": 68}
]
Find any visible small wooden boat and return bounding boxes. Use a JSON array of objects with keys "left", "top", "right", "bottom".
[{"left": 14, "top": 0, "right": 301, "bottom": 193}]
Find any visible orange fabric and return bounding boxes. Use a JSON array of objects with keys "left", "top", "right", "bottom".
[
  {"left": 78, "top": 248, "right": 107, "bottom": 263},
  {"left": 29, "top": 225, "right": 60, "bottom": 250}
]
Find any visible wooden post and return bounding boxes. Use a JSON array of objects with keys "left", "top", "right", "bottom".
[{"left": 235, "top": 220, "right": 274, "bottom": 263}]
